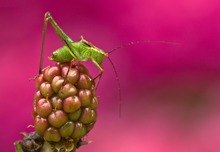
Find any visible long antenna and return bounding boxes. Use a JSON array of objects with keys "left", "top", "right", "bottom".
[
  {"left": 108, "top": 40, "right": 178, "bottom": 54},
  {"left": 107, "top": 56, "right": 122, "bottom": 118},
  {"left": 107, "top": 39, "right": 178, "bottom": 117}
]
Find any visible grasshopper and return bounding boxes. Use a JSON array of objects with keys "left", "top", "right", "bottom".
[
  {"left": 39, "top": 12, "right": 177, "bottom": 117},
  {"left": 39, "top": 12, "right": 110, "bottom": 83},
  {"left": 39, "top": 12, "right": 122, "bottom": 115}
]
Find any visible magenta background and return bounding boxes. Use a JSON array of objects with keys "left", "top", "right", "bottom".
[{"left": 1, "top": 0, "right": 220, "bottom": 151}]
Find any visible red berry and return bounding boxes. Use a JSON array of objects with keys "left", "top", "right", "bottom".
[
  {"left": 51, "top": 76, "right": 64, "bottom": 93},
  {"left": 34, "top": 115, "right": 49, "bottom": 136},
  {"left": 51, "top": 96, "right": 63, "bottom": 110},
  {"left": 48, "top": 110, "right": 68, "bottom": 128},
  {"left": 33, "top": 63, "right": 98, "bottom": 148},
  {"left": 43, "top": 66, "right": 61, "bottom": 82},
  {"left": 79, "top": 107, "right": 96, "bottom": 124},
  {"left": 59, "top": 121, "right": 74, "bottom": 137},
  {"left": 68, "top": 109, "right": 82, "bottom": 121},
  {"left": 36, "top": 99, "right": 52, "bottom": 118},
  {"left": 71, "top": 122, "right": 87, "bottom": 139},
  {"left": 35, "top": 74, "right": 44, "bottom": 90},
  {"left": 63, "top": 96, "right": 81, "bottom": 113},
  {"left": 44, "top": 127, "right": 61, "bottom": 142},
  {"left": 77, "top": 74, "right": 93, "bottom": 89},
  {"left": 40, "top": 82, "right": 54, "bottom": 98},
  {"left": 61, "top": 66, "right": 80, "bottom": 85},
  {"left": 58, "top": 83, "right": 77, "bottom": 99},
  {"left": 78, "top": 89, "right": 93, "bottom": 107},
  {"left": 74, "top": 63, "right": 89, "bottom": 74}
]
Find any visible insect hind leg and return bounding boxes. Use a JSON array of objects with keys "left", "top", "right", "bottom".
[
  {"left": 91, "top": 59, "right": 104, "bottom": 90},
  {"left": 94, "top": 71, "right": 103, "bottom": 90}
]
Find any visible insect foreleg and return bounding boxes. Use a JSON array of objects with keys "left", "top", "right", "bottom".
[
  {"left": 92, "top": 59, "right": 104, "bottom": 89},
  {"left": 63, "top": 61, "right": 74, "bottom": 85}
]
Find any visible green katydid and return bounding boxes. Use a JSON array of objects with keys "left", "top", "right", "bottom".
[
  {"left": 39, "top": 12, "right": 177, "bottom": 117},
  {"left": 39, "top": 12, "right": 121, "bottom": 106},
  {"left": 39, "top": 12, "right": 115, "bottom": 90}
]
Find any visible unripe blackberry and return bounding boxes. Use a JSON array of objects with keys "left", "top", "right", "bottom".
[{"left": 33, "top": 62, "right": 98, "bottom": 151}]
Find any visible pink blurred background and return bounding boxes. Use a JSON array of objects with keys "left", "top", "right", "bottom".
[{"left": 1, "top": 0, "right": 220, "bottom": 151}]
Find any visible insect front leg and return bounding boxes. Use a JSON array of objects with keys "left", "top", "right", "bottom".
[
  {"left": 92, "top": 59, "right": 104, "bottom": 90},
  {"left": 94, "top": 71, "right": 103, "bottom": 90},
  {"left": 59, "top": 60, "right": 76, "bottom": 94}
]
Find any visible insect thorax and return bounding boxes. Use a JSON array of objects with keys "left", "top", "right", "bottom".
[
  {"left": 50, "top": 39, "right": 106, "bottom": 64},
  {"left": 90, "top": 49, "right": 106, "bottom": 65}
]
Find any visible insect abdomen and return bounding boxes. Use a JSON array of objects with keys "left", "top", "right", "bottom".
[{"left": 50, "top": 46, "right": 74, "bottom": 62}]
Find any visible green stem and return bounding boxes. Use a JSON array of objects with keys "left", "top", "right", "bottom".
[{"left": 14, "top": 142, "right": 23, "bottom": 152}]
